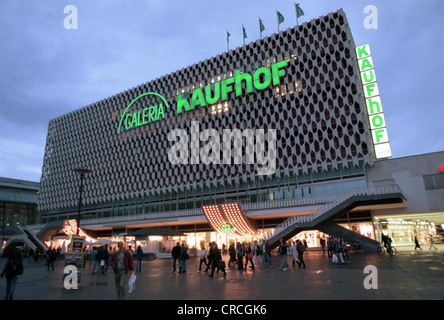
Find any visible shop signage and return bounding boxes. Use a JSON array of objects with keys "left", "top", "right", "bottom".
[
  {"left": 176, "top": 60, "right": 288, "bottom": 113},
  {"left": 439, "top": 164, "right": 444, "bottom": 173},
  {"left": 356, "top": 44, "right": 392, "bottom": 159},
  {"left": 70, "top": 236, "right": 85, "bottom": 253},
  {"left": 117, "top": 60, "right": 288, "bottom": 134},
  {"left": 118, "top": 92, "right": 170, "bottom": 134},
  {"left": 218, "top": 221, "right": 236, "bottom": 233}
]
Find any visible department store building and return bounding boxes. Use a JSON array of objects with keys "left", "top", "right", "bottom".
[{"left": 35, "top": 9, "right": 444, "bottom": 253}]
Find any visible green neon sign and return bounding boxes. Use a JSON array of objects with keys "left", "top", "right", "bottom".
[
  {"left": 118, "top": 92, "right": 170, "bottom": 134},
  {"left": 117, "top": 60, "right": 289, "bottom": 134},
  {"left": 218, "top": 221, "right": 236, "bottom": 233},
  {"left": 176, "top": 60, "right": 288, "bottom": 113}
]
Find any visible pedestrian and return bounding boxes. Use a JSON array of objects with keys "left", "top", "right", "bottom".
[
  {"left": 244, "top": 243, "right": 255, "bottom": 270},
  {"left": 136, "top": 245, "right": 143, "bottom": 272},
  {"left": 89, "top": 247, "right": 98, "bottom": 269},
  {"left": 178, "top": 243, "right": 189, "bottom": 273},
  {"left": 414, "top": 236, "right": 422, "bottom": 250},
  {"left": 327, "top": 236, "right": 334, "bottom": 259},
  {"left": 290, "top": 240, "right": 298, "bottom": 267},
  {"left": 127, "top": 245, "right": 134, "bottom": 257},
  {"left": 320, "top": 237, "right": 326, "bottom": 254},
  {"left": 109, "top": 241, "right": 135, "bottom": 300},
  {"left": 335, "top": 239, "right": 345, "bottom": 264},
  {"left": 278, "top": 239, "right": 289, "bottom": 271},
  {"left": 103, "top": 245, "right": 110, "bottom": 273},
  {"left": 228, "top": 242, "right": 237, "bottom": 267},
  {"left": 96, "top": 246, "right": 107, "bottom": 274},
  {"left": 252, "top": 240, "right": 262, "bottom": 267},
  {"left": 171, "top": 242, "right": 181, "bottom": 273},
  {"left": 261, "top": 239, "right": 273, "bottom": 269},
  {"left": 209, "top": 242, "right": 225, "bottom": 277},
  {"left": 342, "top": 239, "right": 350, "bottom": 263},
  {"left": 296, "top": 240, "right": 306, "bottom": 268},
  {"left": 28, "top": 248, "right": 34, "bottom": 262},
  {"left": 198, "top": 245, "right": 208, "bottom": 273},
  {"left": 46, "top": 248, "right": 56, "bottom": 271},
  {"left": 1, "top": 247, "right": 24, "bottom": 300},
  {"left": 429, "top": 234, "right": 438, "bottom": 250},
  {"left": 236, "top": 242, "right": 244, "bottom": 270}
]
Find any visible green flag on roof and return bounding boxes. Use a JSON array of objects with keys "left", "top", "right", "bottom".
[
  {"left": 277, "top": 11, "right": 285, "bottom": 25},
  {"left": 295, "top": 3, "right": 304, "bottom": 18},
  {"left": 259, "top": 18, "right": 265, "bottom": 33}
]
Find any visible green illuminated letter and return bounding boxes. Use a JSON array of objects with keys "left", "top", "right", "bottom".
[
  {"left": 125, "top": 114, "right": 132, "bottom": 130},
  {"left": 367, "top": 98, "right": 382, "bottom": 114},
  {"left": 142, "top": 107, "right": 149, "bottom": 124},
  {"left": 356, "top": 45, "right": 370, "bottom": 59},
  {"left": 234, "top": 69, "right": 253, "bottom": 97},
  {"left": 190, "top": 88, "right": 206, "bottom": 109},
  {"left": 177, "top": 93, "right": 191, "bottom": 113},
  {"left": 221, "top": 77, "right": 235, "bottom": 101},
  {"left": 205, "top": 83, "right": 221, "bottom": 105},
  {"left": 253, "top": 67, "right": 271, "bottom": 90},
  {"left": 271, "top": 60, "right": 288, "bottom": 86},
  {"left": 360, "top": 58, "right": 374, "bottom": 71},
  {"left": 157, "top": 103, "right": 164, "bottom": 120}
]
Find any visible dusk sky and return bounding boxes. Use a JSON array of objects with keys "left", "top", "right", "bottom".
[{"left": 0, "top": 0, "right": 443, "bottom": 183}]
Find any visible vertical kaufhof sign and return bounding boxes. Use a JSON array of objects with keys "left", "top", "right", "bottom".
[{"left": 356, "top": 44, "right": 392, "bottom": 159}]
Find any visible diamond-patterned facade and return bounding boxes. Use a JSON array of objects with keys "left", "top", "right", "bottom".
[{"left": 38, "top": 9, "right": 374, "bottom": 214}]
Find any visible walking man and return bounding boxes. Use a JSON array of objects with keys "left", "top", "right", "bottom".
[
  {"left": 171, "top": 242, "right": 181, "bottom": 272},
  {"left": 297, "top": 240, "right": 306, "bottom": 269},
  {"left": 429, "top": 234, "right": 438, "bottom": 250},
  {"left": 109, "top": 242, "right": 134, "bottom": 300},
  {"left": 261, "top": 239, "right": 273, "bottom": 269},
  {"left": 414, "top": 236, "right": 422, "bottom": 250},
  {"left": 278, "top": 239, "right": 289, "bottom": 271}
]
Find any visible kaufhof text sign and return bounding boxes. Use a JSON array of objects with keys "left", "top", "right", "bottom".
[
  {"left": 117, "top": 60, "right": 288, "bottom": 135},
  {"left": 356, "top": 44, "right": 392, "bottom": 159}
]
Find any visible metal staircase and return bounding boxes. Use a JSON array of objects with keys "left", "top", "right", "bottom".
[{"left": 262, "top": 185, "right": 405, "bottom": 252}]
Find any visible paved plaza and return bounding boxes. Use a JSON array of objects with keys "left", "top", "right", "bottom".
[{"left": 1, "top": 245, "right": 443, "bottom": 301}]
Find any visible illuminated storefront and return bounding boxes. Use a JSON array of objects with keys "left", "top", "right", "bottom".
[{"left": 374, "top": 218, "right": 437, "bottom": 246}]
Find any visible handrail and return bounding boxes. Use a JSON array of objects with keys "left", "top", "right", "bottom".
[{"left": 262, "top": 184, "right": 403, "bottom": 241}]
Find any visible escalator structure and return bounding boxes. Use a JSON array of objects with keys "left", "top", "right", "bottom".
[
  {"left": 263, "top": 185, "right": 405, "bottom": 252},
  {"left": 3, "top": 225, "right": 49, "bottom": 255}
]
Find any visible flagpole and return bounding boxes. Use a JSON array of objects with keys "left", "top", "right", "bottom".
[
  {"left": 242, "top": 25, "right": 245, "bottom": 46},
  {"left": 227, "top": 30, "right": 229, "bottom": 51},
  {"left": 276, "top": 11, "right": 279, "bottom": 33},
  {"left": 295, "top": 3, "right": 298, "bottom": 27},
  {"left": 259, "top": 17, "right": 262, "bottom": 40}
]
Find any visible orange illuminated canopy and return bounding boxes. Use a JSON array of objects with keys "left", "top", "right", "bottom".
[{"left": 202, "top": 203, "right": 256, "bottom": 236}]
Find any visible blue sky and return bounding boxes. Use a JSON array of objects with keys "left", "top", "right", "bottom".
[{"left": 0, "top": 0, "right": 443, "bottom": 182}]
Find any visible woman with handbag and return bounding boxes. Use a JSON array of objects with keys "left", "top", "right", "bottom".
[{"left": 244, "top": 243, "right": 255, "bottom": 270}]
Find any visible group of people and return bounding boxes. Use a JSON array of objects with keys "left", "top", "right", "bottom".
[
  {"left": 89, "top": 244, "right": 144, "bottom": 275},
  {"left": 326, "top": 237, "right": 350, "bottom": 264},
  {"left": 414, "top": 235, "right": 439, "bottom": 251},
  {"left": 278, "top": 238, "right": 307, "bottom": 271},
  {"left": 176, "top": 238, "right": 309, "bottom": 275},
  {"left": 228, "top": 240, "right": 266, "bottom": 271}
]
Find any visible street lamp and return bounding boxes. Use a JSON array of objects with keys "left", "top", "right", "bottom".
[{"left": 74, "top": 168, "right": 91, "bottom": 236}]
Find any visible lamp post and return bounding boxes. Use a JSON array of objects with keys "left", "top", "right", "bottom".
[{"left": 74, "top": 168, "right": 91, "bottom": 236}]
